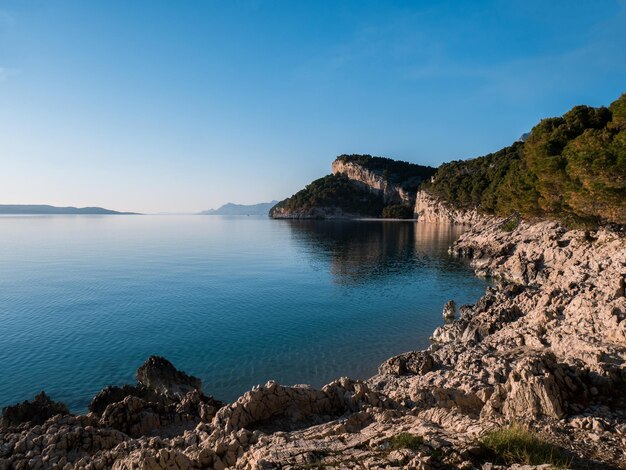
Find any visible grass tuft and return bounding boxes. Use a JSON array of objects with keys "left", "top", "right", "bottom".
[
  {"left": 501, "top": 214, "right": 521, "bottom": 232},
  {"left": 388, "top": 433, "right": 424, "bottom": 451},
  {"left": 480, "top": 424, "right": 569, "bottom": 468}
]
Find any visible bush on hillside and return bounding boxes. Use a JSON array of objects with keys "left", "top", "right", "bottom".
[
  {"left": 270, "top": 174, "right": 385, "bottom": 217},
  {"left": 423, "top": 94, "right": 626, "bottom": 226},
  {"left": 381, "top": 205, "right": 414, "bottom": 219}
]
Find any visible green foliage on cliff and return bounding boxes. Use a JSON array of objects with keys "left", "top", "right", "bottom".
[
  {"left": 336, "top": 154, "right": 436, "bottom": 191},
  {"left": 269, "top": 174, "right": 385, "bottom": 217},
  {"left": 422, "top": 142, "right": 525, "bottom": 214},
  {"left": 424, "top": 94, "right": 626, "bottom": 226},
  {"left": 381, "top": 204, "right": 414, "bottom": 219}
]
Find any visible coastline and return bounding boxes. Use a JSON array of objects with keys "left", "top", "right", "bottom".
[{"left": 1, "top": 215, "right": 625, "bottom": 469}]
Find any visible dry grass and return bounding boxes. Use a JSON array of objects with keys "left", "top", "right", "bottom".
[{"left": 480, "top": 424, "right": 570, "bottom": 468}]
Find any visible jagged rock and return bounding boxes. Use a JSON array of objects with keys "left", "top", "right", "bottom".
[
  {"left": 136, "top": 356, "right": 203, "bottom": 400},
  {"left": 90, "top": 385, "right": 148, "bottom": 414},
  {"left": 482, "top": 356, "right": 565, "bottom": 421},
  {"left": 414, "top": 190, "right": 482, "bottom": 225},
  {"left": 379, "top": 351, "right": 435, "bottom": 376},
  {"left": 211, "top": 378, "right": 395, "bottom": 436},
  {"left": 1, "top": 391, "right": 69, "bottom": 427}
]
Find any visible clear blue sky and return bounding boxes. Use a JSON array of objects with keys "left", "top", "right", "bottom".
[{"left": 1, "top": 1, "right": 625, "bottom": 213}]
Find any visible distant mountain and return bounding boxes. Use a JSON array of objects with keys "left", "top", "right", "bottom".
[
  {"left": 0, "top": 205, "right": 139, "bottom": 215},
  {"left": 199, "top": 201, "right": 278, "bottom": 216}
]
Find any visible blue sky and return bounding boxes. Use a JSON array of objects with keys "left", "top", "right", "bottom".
[{"left": 1, "top": 1, "right": 625, "bottom": 213}]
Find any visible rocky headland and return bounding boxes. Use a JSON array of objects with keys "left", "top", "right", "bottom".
[
  {"left": 269, "top": 155, "right": 435, "bottom": 219},
  {"left": 2, "top": 198, "right": 625, "bottom": 469}
]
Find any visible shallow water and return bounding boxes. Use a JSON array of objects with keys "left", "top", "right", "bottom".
[{"left": 0, "top": 215, "right": 487, "bottom": 412}]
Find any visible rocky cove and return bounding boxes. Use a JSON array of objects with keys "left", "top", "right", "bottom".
[{"left": 1, "top": 196, "right": 625, "bottom": 469}]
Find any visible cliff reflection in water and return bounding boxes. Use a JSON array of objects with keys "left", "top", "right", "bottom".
[{"left": 282, "top": 220, "right": 470, "bottom": 285}]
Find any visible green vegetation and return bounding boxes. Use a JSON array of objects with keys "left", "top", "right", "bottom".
[
  {"left": 269, "top": 174, "right": 385, "bottom": 217},
  {"left": 388, "top": 433, "right": 424, "bottom": 451},
  {"left": 336, "top": 154, "right": 436, "bottom": 191},
  {"left": 381, "top": 205, "right": 414, "bottom": 219},
  {"left": 480, "top": 425, "right": 569, "bottom": 468},
  {"left": 424, "top": 94, "right": 626, "bottom": 226},
  {"left": 501, "top": 213, "right": 521, "bottom": 232}
]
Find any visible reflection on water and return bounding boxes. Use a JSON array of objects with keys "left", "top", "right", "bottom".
[
  {"left": 283, "top": 220, "right": 468, "bottom": 285},
  {"left": 0, "top": 216, "right": 486, "bottom": 411}
]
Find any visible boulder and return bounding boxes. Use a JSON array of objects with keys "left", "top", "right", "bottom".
[
  {"left": 136, "top": 356, "right": 203, "bottom": 400},
  {"left": 1, "top": 391, "right": 69, "bottom": 427},
  {"left": 482, "top": 356, "right": 566, "bottom": 421},
  {"left": 379, "top": 351, "right": 435, "bottom": 376}
]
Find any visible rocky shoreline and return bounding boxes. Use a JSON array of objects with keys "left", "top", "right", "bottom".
[{"left": 2, "top": 215, "right": 625, "bottom": 469}]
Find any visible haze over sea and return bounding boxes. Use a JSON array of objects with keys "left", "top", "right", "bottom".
[{"left": 0, "top": 215, "right": 486, "bottom": 412}]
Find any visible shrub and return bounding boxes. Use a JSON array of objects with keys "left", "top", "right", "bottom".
[
  {"left": 501, "top": 214, "right": 520, "bottom": 232},
  {"left": 388, "top": 433, "right": 424, "bottom": 451},
  {"left": 381, "top": 205, "right": 414, "bottom": 219},
  {"left": 480, "top": 425, "right": 569, "bottom": 468},
  {"left": 270, "top": 174, "right": 385, "bottom": 217}
]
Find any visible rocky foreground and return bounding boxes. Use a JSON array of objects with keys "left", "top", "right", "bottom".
[{"left": 1, "top": 218, "right": 626, "bottom": 469}]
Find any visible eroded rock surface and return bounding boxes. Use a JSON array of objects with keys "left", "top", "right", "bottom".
[
  {"left": 414, "top": 190, "right": 482, "bottom": 225},
  {"left": 331, "top": 159, "right": 415, "bottom": 206}
]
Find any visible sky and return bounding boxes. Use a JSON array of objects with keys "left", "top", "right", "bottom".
[{"left": 1, "top": 1, "right": 625, "bottom": 213}]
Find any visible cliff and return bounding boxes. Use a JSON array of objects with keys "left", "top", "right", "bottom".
[
  {"left": 413, "top": 190, "right": 483, "bottom": 225},
  {"left": 330, "top": 157, "right": 430, "bottom": 206}
]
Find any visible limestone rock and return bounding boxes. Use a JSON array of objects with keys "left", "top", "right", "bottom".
[
  {"left": 378, "top": 351, "right": 435, "bottom": 376},
  {"left": 331, "top": 159, "right": 414, "bottom": 206},
  {"left": 1, "top": 392, "right": 69, "bottom": 427},
  {"left": 414, "top": 190, "right": 482, "bottom": 225},
  {"left": 136, "top": 356, "right": 202, "bottom": 400}
]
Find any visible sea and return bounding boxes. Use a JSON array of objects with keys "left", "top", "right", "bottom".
[{"left": 0, "top": 215, "right": 487, "bottom": 412}]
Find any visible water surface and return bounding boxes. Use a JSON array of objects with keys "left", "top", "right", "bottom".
[{"left": 0, "top": 215, "right": 486, "bottom": 411}]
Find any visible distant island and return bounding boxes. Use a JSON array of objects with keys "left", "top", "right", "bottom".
[
  {"left": 199, "top": 201, "right": 278, "bottom": 216},
  {"left": 0, "top": 205, "right": 139, "bottom": 215}
]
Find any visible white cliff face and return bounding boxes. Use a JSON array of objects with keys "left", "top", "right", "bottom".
[
  {"left": 414, "top": 190, "right": 483, "bottom": 225},
  {"left": 331, "top": 160, "right": 413, "bottom": 206}
]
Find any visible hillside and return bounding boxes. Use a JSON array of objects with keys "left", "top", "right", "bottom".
[
  {"left": 269, "top": 174, "right": 386, "bottom": 218},
  {"left": 0, "top": 205, "right": 139, "bottom": 215},
  {"left": 199, "top": 201, "right": 278, "bottom": 216},
  {"left": 423, "top": 93, "right": 626, "bottom": 226},
  {"left": 270, "top": 155, "right": 435, "bottom": 219}
]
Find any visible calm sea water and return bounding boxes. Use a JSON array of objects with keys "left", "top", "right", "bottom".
[{"left": 0, "top": 215, "right": 486, "bottom": 412}]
